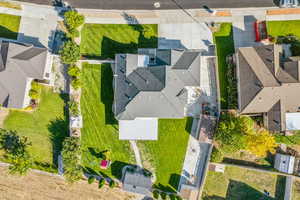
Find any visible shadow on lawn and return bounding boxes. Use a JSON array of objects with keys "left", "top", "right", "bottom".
[
  {"left": 0, "top": 25, "right": 18, "bottom": 40},
  {"left": 48, "top": 93, "right": 69, "bottom": 167},
  {"left": 100, "top": 64, "right": 118, "bottom": 125},
  {"left": 203, "top": 179, "right": 275, "bottom": 200}
]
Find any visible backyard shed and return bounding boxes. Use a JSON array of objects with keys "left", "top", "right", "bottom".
[
  {"left": 122, "top": 169, "right": 152, "bottom": 196},
  {"left": 274, "top": 153, "right": 295, "bottom": 174}
]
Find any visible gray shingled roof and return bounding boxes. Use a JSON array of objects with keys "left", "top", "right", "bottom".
[
  {"left": 113, "top": 48, "right": 202, "bottom": 120},
  {"left": 237, "top": 44, "right": 300, "bottom": 132},
  {"left": 0, "top": 41, "right": 48, "bottom": 108},
  {"left": 122, "top": 170, "right": 152, "bottom": 196}
]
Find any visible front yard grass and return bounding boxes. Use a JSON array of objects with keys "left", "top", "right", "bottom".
[
  {"left": 0, "top": 13, "right": 20, "bottom": 39},
  {"left": 80, "top": 24, "right": 158, "bottom": 59},
  {"left": 3, "top": 86, "right": 68, "bottom": 172},
  {"left": 80, "top": 63, "right": 134, "bottom": 179},
  {"left": 267, "top": 20, "right": 300, "bottom": 38},
  {"left": 213, "top": 23, "right": 235, "bottom": 109},
  {"left": 138, "top": 118, "right": 191, "bottom": 192},
  {"left": 202, "top": 166, "right": 285, "bottom": 200}
]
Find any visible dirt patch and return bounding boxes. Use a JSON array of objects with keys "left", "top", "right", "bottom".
[
  {"left": 0, "top": 109, "right": 9, "bottom": 128},
  {"left": 0, "top": 165, "right": 136, "bottom": 200}
]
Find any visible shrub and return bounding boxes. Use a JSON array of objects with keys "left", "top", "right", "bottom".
[
  {"left": 67, "top": 28, "right": 80, "bottom": 39},
  {"left": 59, "top": 40, "right": 80, "bottom": 64},
  {"left": 64, "top": 10, "right": 85, "bottom": 30},
  {"left": 68, "top": 65, "right": 81, "bottom": 78},
  {"left": 62, "top": 137, "right": 82, "bottom": 183},
  {"left": 98, "top": 178, "right": 105, "bottom": 189},
  {"left": 210, "top": 147, "right": 224, "bottom": 162},
  {"left": 0, "top": 129, "right": 32, "bottom": 175},
  {"left": 31, "top": 81, "right": 40, "bottom": 91},
  {"left": 291, "top": 42, "right": 300, "bottom": 56},
  {"left": 88, "top": 176, "right": 95, "bottom": 184},
  {"left": 71, "top": 77, "right": 81, "bottom": 90},
  {"left": 69, "top": 100, "right": 80, "bottom": 116},
  {"left": 109, "top": 180, "right": 115, "bottom": 188},
  {"left": 153, "top": 190, "right": 160, "bottom": 199},
  {"left": 29, "top": 89, "right": 39, "bottom": 100}
]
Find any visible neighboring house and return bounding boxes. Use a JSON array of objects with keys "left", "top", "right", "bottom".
[
  {"left": 0, "top": 41, "right": 52, "bottom": 109},
  {"left": 274, "top": 153, "right": 295, "bottom": 174},
  {"left": 122, "top": 168, "right": 152, "bottom": 196},
  {"left": 236, "top": 44, "right": 300, "bottom": 133},
  {"left": 112, "top": 48, "right": 203, "bottom": 140}
]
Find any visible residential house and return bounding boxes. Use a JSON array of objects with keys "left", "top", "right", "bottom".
[
  {"left": 112, "top": 48, "right": 204, "bottom": 140},
  {"left": 0, "top": 41, "right": 53, "bottom": 109},
  {"left": 236, "top": 44, "right": 300, "bottom": 133}
]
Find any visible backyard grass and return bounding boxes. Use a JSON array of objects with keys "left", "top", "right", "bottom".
[
  {"left": 0, "top": 13, "right": 20, "bottom": 39},
  {"left": 80, "top": 63, "right": 134, "bottom": 179},
  {"left": 202, "top": 166, "right": 286, "bottom": 200},
  {"left": 3, "top": 86, "right": 68, "bottom": 172},
  {"left": 293, "top": 179, "right": 300, "bottom": 200},
  {"left": 267, "top": 20, "right": 300, "bottom": 38},
  {"left": 80, "top": 24, "right": 158, "bottom": 59},
  {"left": 138, "top": 118, "right": 191, "bottom": 192},
  {"left": 213, "top": 23, "right": 235, "bottom": 109}
]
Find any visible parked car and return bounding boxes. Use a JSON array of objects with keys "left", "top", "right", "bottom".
[{"left": 280, "top": 0, "right": 299, "bottom": 8}]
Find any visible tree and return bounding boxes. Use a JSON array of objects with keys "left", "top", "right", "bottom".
[
  {"left": 98, "top": 178, "right": 105, "bottom": 189},
  {"left": 215, "top": 113, "right": 254, "bottom": 153},
  {"left": 109, "top": 180, "right": 115, "bottom": 188},
  {"left": 88, "top": 176, "right": 96, "bottom": 184},
  {"left": 0, "top": 129, "right": 32, "bottom": 175},
  {"left": 246, "top": 129, "right": 278, "bottom": 157},
  {"left": 29, "top": 89, "right": 39, "bottom": 100},
  {"left": 64, "top": 10, "right": 85, "bottom": 30},
  {"left": 61, "top": 137, "right": 82, "bottom": 183},
  {"left": 59, "top": 40, "right": 80, "bottom": 64},
  {"left": 71, "top": 77, "right": 81, "bottom": 90},
  {"left": 69, "top": 100, "right": 80, "bottom": 117},
  {"left": 67, "top": 65, "right": 81, "bottom": 78},
  {"left": 210, "top": 147, "right": 224, "bottom": 163}
]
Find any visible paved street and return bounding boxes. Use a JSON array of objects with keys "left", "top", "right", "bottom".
[{"left": 18, "top": 0, "right": 275, "bottom": 9}]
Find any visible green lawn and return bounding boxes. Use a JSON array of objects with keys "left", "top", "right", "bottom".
[
  {"left": 138, "top": 118, "right": 191, "bottom": 192},
  {"left": 0, "top": 13, "right": 20, "bottom": 39},
  {"left": 293, "top": 179, "right": 300, "bottom": 200},
  {"left": 202, "top": 166, "right": 285, "bottom": 200},
  {"left": 267, "top": 20, "right": 300, "bottom": 38},
  {"left": 80, "top": 24, "right": 158, "bottom": 59},
  {"left": 3, "top": 86, "right": 68, "bottom": 172},
  {"left": 213, "top": 23, "right": 235, "bottom": 109},
  {"left": 80, "top": 63, "right": 134, "bottom": 179}
]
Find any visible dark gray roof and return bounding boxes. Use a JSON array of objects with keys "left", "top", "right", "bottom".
[
  {"left": 113, "top": 48, "right": 202, "bottom": 120},
  {"left": 237, "top": 44, "right": 300, "bottom": 132},
  {"left": 0, "top": 41, "right": 48, "bottom": 108},
  {"left": 123, "top": 171, "right": 152, "bottom": 196}
]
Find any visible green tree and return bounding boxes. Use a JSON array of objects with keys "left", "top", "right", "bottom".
[
  {"left": 29, "top": 89, "right": 39, "bottom": 100},
  {"left": 98, "top": 178, "right": 105, "bottom": 189},
  {"left": 64, "top": 10, "right": 85, "bottom": 30},
  {"left": 210, "top": 147, "right": 224, "bottom": 163},
  {"left": 71, "top": 77, "right": 81, "bottom": 90},
  {"left": 88, "top": 176, "right": 96, "bottom": 184},
  {"left": 59, "top": 40, "right": 80, "bottom": 64},
  {"left": 109, "top": 180, "right": 115, "bottom": 188},
  {"left": 215, "top": 113, "right": 254, "bottom": 153},
  {"left": 61, "top": 137, "right": 82, "bottom": 183},
  {"left": 69, "top": 100, "right": 80, "bottom": 117},
  {"left": 0, "top": 129, "right": 32, "bottom": 175},
  {"left": 67, "top": 65, "right": 81, "bottom": 78}
]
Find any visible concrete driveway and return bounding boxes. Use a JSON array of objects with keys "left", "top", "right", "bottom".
[
  {"left": 17, "top": 15, "right": 58, "bottom": 48},
  {"left": 158, "top": 23, "right": 213, "bottom": 50}
]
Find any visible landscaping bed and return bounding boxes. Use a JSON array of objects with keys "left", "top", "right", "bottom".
[
  {"left": 213, "top": 23, "right": 236, "bottom": 109},
  {"left": 138, "top": 118, "right": 191, "bottom": 193},
  {"left": 0, "top": 13, "right": 20, "bottom": 39},
  {"left": 80, "top": 63, "right": 135, "bottom": 179},
  {"left": 80, "top": 24, "right": 158, "bottom": 59},
  {"left": 3, "top": 86, "right": 68, "bottom": 172},
  {"left": 202, "top": 166, "right": 286, "bottom": 200}
]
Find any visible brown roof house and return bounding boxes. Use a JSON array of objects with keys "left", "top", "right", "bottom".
[
  {"left": 236, "top": 44, "right": 300, "bottom": 132},
  {"left": 0, "top": 41, "right": 53, "bottom": 109}
]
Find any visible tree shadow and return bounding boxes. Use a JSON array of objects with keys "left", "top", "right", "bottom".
[
  {"left": 153, "top": 183, "right": 176, "bottom": 193},
  {"left": 100, "top": 63, "right": 118, "bottom": 125},
  {"left": 110, "top": 160, "right": 132, "bottom": 180},
  {"left": 168, "top": 173, "right": 182, "bottom": 192},
  {"left": 88, "top": 147, "right": 109, "bottom": 159},
  {"left": 0, "top": 25, "right": 19, "bottom": 40},
  {"left": 47, "top": 93, "right": 69, "bottom": 167},
  {"left": 275, "top": 176, "right": 286, "bottom": 200}
]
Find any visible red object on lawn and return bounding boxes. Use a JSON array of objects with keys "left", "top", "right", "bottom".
[{"left": 100, "top": 160, "right": 110, "bottom": 169}]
